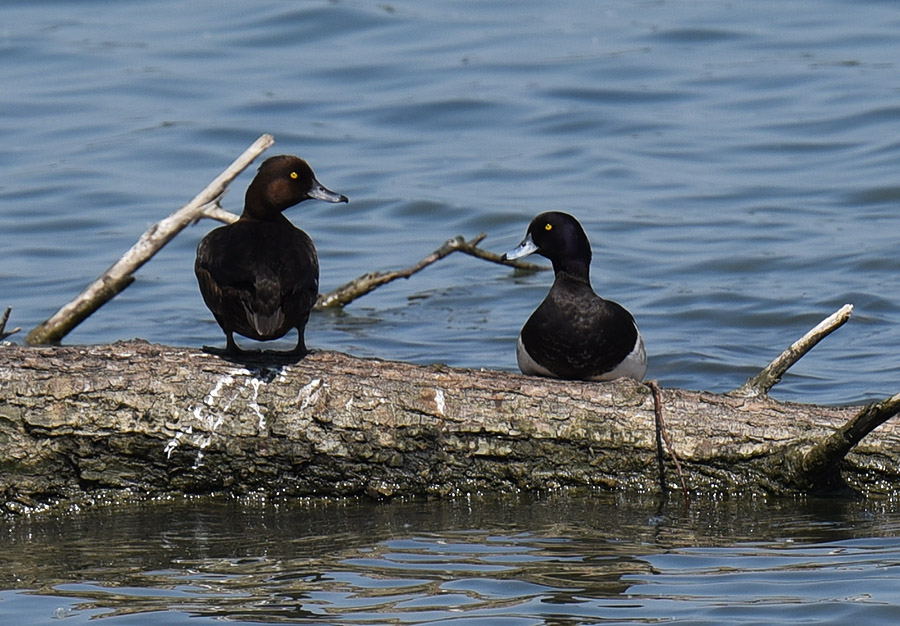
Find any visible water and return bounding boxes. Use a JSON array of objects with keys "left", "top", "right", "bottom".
[
  {"left": 3, "top": 0, "right": 900, "bottom": 622},
  {"left": 3, "top": 494, "right": 900, "bottom": 625},
  {"left": 3, "top": 0, "right": 900, "bottom": 405}
]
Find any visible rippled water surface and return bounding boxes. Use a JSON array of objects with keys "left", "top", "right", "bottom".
[
  {"left": 4, "top": 495, "right": 900, "bottom": 625},
  {"left": 4, "top": 1, "right": 900, "bottom": 623},
  {"left": 3, "top": 0, "right": 900, "bottom": 404}
]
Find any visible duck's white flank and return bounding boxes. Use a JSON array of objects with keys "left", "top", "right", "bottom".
[{"left": 516, "top": 325, "right": 647, "bottom": 382}]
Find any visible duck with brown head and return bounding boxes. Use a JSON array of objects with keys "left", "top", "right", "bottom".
[{"left": 195, "top": 155, "right": 348, "bottom": 358}]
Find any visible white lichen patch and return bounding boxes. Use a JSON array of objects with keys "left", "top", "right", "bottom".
[
  {"left": 167, "top": 366, "right": 287, "bottom": 466},
  {"left": 192, "top": 373, "right": 235, "bottom": 432},
  {"left": 434, "top": 388, "right": 446, "bottom": 416},
  {"left": 164, "top": 431, "right": 181, "bottom": 459},
  {"left": 248, "top": 377, "right": 266, "bottom": 430},
  {"left": 173, "top": 371, "right": 244, "bottom": 466},
  {"left": 207, "top": 374, "right": 235, "bottom": 401},
  {"left": 193, "top": 434, "right": 214, "bottom": 468}
]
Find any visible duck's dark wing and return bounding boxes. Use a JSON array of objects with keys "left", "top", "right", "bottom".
[
  {"left": 520, "top": 275, "right": 639, "bottom": 380},
  {"left": 194, "top": 221, "right": 319, "bottom": 341}
]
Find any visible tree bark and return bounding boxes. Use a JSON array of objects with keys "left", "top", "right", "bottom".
[{"left": 2, "top": 340, "right": 898, "bottom": 513}]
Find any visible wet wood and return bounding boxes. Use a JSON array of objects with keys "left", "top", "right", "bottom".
[{"left": 2, "top": 340, "right": 899, "bottom": 514}]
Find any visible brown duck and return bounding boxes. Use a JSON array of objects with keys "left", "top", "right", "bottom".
[{"left": 195, "top": 155, "right": 347, "bottom": 357}]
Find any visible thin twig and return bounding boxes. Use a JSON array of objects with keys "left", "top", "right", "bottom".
[
  {"left": 730, "top": 304, "right": 854, "bottom": 398},
  {"left": 461, "top": 236, "right": 546, "bottom": 271},
  {"left": 0, "top": 307, "right": 21, "bottom": 341},
  {"left": 315, "top": 233, "right": 546, "bottom": 309},
  {"left": 648, "top": 380, "right": 690, "bottom": 505},
  {"left": 462, "top": 240, "right": 548, "bottom": 269},
  {"left": 25, "top": 134, "right": 274, "bottom": 345},
  {"left": 798, "top": 391, "right": 900, "bottom": 491},
  {"left": 653, "top": 386, "right": 667, "bottom": 495}
]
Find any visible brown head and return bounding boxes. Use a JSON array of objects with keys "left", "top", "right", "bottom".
[{"left": 242, "top": 155, "right": 348, "bottom": 220}]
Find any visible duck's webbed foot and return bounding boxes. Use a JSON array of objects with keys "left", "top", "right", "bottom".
[
  {"left": 261, "top": 333, "right": 309, "bottom": 360},
  {"left": 202, "top": 344, "right": 242, "bottom": 357},
  {"left": 202, "top": 331, "right": 245, "bottom": 357},
  {"left": 202, "top": 331, "right": 310, "bottom": 363}
]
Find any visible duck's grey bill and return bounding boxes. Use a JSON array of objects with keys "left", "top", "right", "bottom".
[
  {"left": 308, "top": 180, "right": 349, "bottom": 203},
  {"left": 502, "top": 234, "right": 538, "bottom": 261}
]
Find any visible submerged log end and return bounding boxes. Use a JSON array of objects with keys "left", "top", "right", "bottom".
[{"left": 788, "top": 391, "right": 900, "bottom": 493}]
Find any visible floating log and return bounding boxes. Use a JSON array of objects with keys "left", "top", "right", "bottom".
[
  {"left": 2, "top": 339, "right": 899, "bottom": 514},
  {"left": 6, "top": 138, "right": 899, "bottom": 513}
]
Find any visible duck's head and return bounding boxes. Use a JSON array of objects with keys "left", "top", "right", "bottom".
[
  {"left": 243, "top": 155, "right": 348, "bottom": 219},
  {"left": 503, "top": 211, "right": 592, "bottom": 277}
]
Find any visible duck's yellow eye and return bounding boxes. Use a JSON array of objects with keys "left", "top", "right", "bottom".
[
  {"left": 544, "top": 223, "right": 553, "bottom": 231},
  {"left": 289, "top": 171, "right": 299, "bottom": 180}
]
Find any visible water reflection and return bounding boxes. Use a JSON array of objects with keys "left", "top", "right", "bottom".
[{"left": 2, "top": 494, "right": 900, "bottom": 623}]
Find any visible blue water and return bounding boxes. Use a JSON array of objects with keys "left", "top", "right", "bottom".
[
  {"left": 3, "top": 495, "right": 900, "bottom": 625},
  {"left": 3, "top": 0, "right": 899, "bottom": 405},
  {"left": 3, "top": 0, "right": 900, "bottom": 623}
]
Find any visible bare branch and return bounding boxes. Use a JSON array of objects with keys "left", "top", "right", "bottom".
[
  {"left": 730, "top": 304, "right": 853, "bottom": 398},
  {"left": 315, "top": 233, "right": 547, "bottom": 309},
  {"left": 0, "top": 307, "right": 21, "bottom": 341},
  {"left": 25, "top": 134, "right": 274, "bottom": 345},
  {"left": 797, "top": 391, "right": 900, "bottom": 491},
  {"left": 459, "top": 239, "right": 547, "bottom": 269},
  {"left": 194, "top": 201, "right": 239, "bottom": 225}
]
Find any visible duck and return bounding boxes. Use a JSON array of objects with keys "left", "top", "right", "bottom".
[
  {"left": 501, "top": 211, "right": 646, "bottom": 381},
  {"left": 194, "top": 155, "right": 348, "bottom": 357}
]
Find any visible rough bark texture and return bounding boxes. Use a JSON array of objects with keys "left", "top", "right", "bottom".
[{"left": 1, "top": 340, "right": 898, "bottom": 513}]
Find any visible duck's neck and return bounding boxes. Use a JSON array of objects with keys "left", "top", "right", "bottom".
[
  {"left": 552, "top": 258, "right": 591, "bottom": 282},
  {"left": 242, "top": 184, "right": 283, "bottom": 221}
]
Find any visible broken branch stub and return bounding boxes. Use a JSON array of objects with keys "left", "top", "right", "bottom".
[
  {"left": 731, "top": 304, "right": 853, "bottom": 398},
  {"left": 795, "top": 391, "right": 900, "bottom": 492},
  {"left": 0, "top": 307, "right": 21, "bottom": 341}
]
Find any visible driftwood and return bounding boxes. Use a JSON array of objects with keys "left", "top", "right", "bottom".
[
  {"left": 2, "top": 318, "right": 900, "bottom": 514},
  {"left": 316, "top": 233, "right": 545, "bottom": 309},
  {"left": 6, "top": 137, "right": 900, "bottom": 514},
  {"left": 0, "top": 307, "right": 19, "bottom": 342}
]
